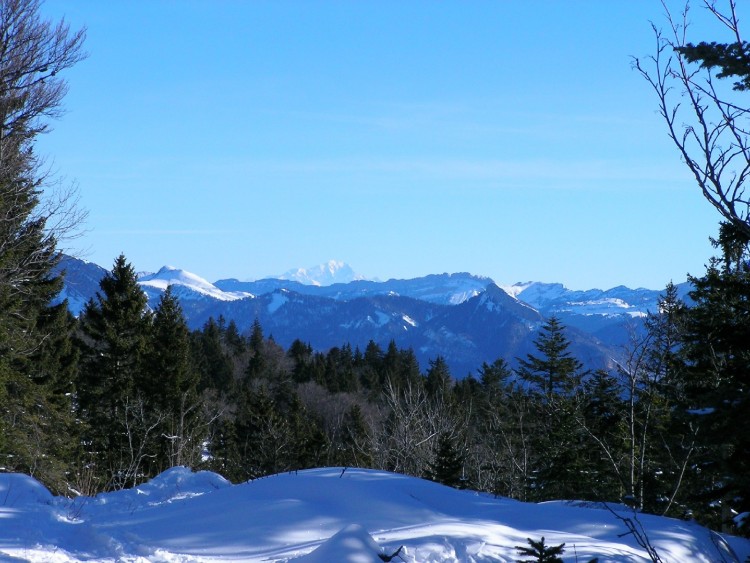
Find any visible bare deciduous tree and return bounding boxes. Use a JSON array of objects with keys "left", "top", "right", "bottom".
[
  {"left": 1, "top": 0, "right": 86, "bottom": 138},
  {"left": 634, "top": 0, "right": 750, "bottom": 235},
  {"left": 0, "top": 0, "right": 87, "bottom": 352},
  {"left": 377, "top": 378, "right": 466, "bottom": 479}
]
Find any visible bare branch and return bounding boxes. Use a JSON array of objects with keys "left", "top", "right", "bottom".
[{"left": 637, "top": 1, "right": 750, "bottom": 235}]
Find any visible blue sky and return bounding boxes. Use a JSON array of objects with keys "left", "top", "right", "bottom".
[{"left": 36, "top": 1, "right": 732, "bottom": 290}]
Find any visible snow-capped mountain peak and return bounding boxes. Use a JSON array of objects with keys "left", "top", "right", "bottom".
[
  {"left": 138, "top": 266, "right": 252, "bottom": 301},
  {"left": 279, "top": 260, "right": 366, "bottom": 286}
]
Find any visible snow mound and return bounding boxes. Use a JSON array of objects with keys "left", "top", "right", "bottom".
[
  {"left": 0, "top": 467, "right": 748, "bottom": 562},
  {"left": 86, "top": 466, "right": 231, "bottom": 510},
  {"left": 289, "top": 523, "right": 386, "bottom": 563}
]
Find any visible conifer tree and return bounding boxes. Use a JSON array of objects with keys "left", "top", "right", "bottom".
[
  {"left": 245, "top": 318, "right": 267, "bottom": 381},
  {"left": 288, "top": 339, "right": 315, "bottom": 383},
  {"left": 231, "top": 384, "right": 288, "bottom": 480},
  {"left": 379, "top": 340, "right": 416, "bottom": 389},
  {"left": 515, "top": 537, "right": 565, "bottom": 563},
  {"left": 425, "top": 356, "right": 452, "bottom": 400},
  {"left": 337, "top": 344, "right": 359, "bottom": 392},
  {"left": 363, "top": 340, "right": 383, "bottom": 378},
  {"left": 192, "top": 317, "right": 235, "bottom": 393},
  {"left": 223, "top": 319, "right": 245, "bottom": 356},
  {"left": 426, "top": 431, "right": 465, "bottom": 488},
  {"left": 76, "top": 254, "right": 153, "bottom": 489},
  {"left": 679, "top": 223, "right": 750, "bottom": 533},
  {"left": 0, "top": 0, "right": 85, "bottom": 491},
  {"left": 516, "top": 317, "right": 588, "bottom": 500},
  {"left": 285, "top": 392, "right": 328, "bottom": 470},
  {"left": 145, "top": 287, "right": 204, "bottom": 470},
  {"left": 336, "top": 403, "right": 373, "bottom": 468},
  {"left": 467, "top": 358, "right": 533, "bottom": 497},
  {"left": 478, "top": 358, "right": 512, "bottom": 408},
  {"left": 517, "top": 317, "right": 584, "bottom": 399},
  {"left": 580, "top": 369, "right": 627, "bottom": 501},
  {"left": 23, "top": 302, "right": 80, "bottom": 490}
]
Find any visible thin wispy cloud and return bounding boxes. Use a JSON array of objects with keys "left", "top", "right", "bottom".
[
  {"left": 99, "top": 229, "right": 241, "bottom": 236},
  {"left": 237, "top": 157, "right": 691, "bottom": 187}
]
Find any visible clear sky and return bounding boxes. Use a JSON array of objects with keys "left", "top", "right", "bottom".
[{"left": 35, "top": 1, "right": 735, "bottom": 290}]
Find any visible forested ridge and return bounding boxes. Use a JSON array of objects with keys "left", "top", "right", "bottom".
[{"left": 1, "top": 0, "right": 749, "bottom": 545}]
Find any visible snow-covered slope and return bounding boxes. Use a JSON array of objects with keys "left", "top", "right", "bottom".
[
  {"left": 502, "top": 281, "right": 664, "bottom": 318},
  {"left": 0, "top": 467, "right": 747, "bottom": 562},
  {"left": 53, "top": 255, "right": 109, "bottom": 316},
  {"left": 138, "top": 265, "right": 252, "bottom": 301},
  {"left": 216, "top": 272, "right": 489, "bottom": 306},
  {"left": 279, "top": 260, "right": 366, "bottom": 286}
]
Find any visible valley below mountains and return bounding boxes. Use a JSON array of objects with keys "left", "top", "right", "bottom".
[{"left": 56, "top": 256, "right": 689, "bottom": 377}]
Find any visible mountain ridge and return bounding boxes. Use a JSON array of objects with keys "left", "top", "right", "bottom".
[
  {"left": 54, "top": 256, "right": 679, "bottom": 376},
  {"left": 277, "top": 260, "right": 367, "bottom": 286}
]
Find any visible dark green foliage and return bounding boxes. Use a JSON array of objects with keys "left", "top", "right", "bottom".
[
  {"left": 216, "top": 381, "right": 329, "bottom": 482},
  {"left": 0, "top": 303, "right": 80, "bottom": 493},
  {"left": 678, "top": 223, "right": 750, "bottom": 533},
  {"left": 76, "top": 255, "right": 153, "bottom": 490},
  {"left": 285, "top": 393, "right": 329, "bottom": 470},
  {"left": 20, "top": 302, "right": 81, "bottom": 492},
  {"left": 676, "top": 41, "right": 750, "bottom": 91},
  {"left": 516, "top": 317, "right": 589, "bottom": 500},
  {"left": 231, "top": 385, "right": 281, "bottom": 480},
  {"left": 464, "top": 358, "right": 532, "bottom": 498},
  {"left": 639, "top": 283, "right": 694, "bottom": 517},
  {"left": 145, "top": 287, "right": 204, "bottom": 469},
  {"left": 223, "top": 319, "right": 246, "bottom": 356},
  {"left": 517, "top": 317, "right": 585, "bottom": 399},
  {"left": 192, "top": 317, "right": 236, "bottom": 393},
  {"left": 321, "top": 345, "right": 359, "bottom": 393},
  {"left": 581, "top": 369, "right": 627, "bottom": 501},
  {"left": 331, "top": 403, "right": 373, "bottom": 468},
  {"left": 288, "top": 339, "right": 314, "bottom": 383},
  {"left": 0, "top": 0, "right": 84, "bottom": 494},
  {"left": 245, "top": 318, "right": 267, "bottom": 381},
  {"left": 426, "top": 432, "right": 465, "bottom": 488},
  {"left": 515, "top": 537, "right": 565, "bottom": 563},
  {"left": 425, "top": 356, "right": 452, "bottom": 400},
  {"left": 0, "top": 104, "right": 75, "bottom": 492},
  {"left": 478, "top": 358, "right": 512, "bottom": 403},
  {"left": 381, "top": 340, "right": 422, "bottom": 390}
]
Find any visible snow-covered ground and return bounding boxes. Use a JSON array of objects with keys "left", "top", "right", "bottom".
[{"left": 1, "top": 467, "right": 748, "bottom": 562}]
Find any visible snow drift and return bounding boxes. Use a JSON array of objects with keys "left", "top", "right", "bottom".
[{"left": 0, "top": 467, "right": 748, "bottom": 562}]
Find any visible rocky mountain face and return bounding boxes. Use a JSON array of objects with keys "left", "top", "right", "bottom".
[{"left": 54, "top": 256, "right": 676, "bottom": 377}]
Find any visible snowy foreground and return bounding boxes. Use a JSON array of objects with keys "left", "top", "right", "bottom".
[{"left": 1, "top": 467, "right": 749, "bottom": 562}]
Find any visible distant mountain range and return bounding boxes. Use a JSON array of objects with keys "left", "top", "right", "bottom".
[
  {"left": 277, "top": 260, "right": 367, "bottom": 286},
  {"left": 54, "top": 256, "right": 689, "bottom": 377}
]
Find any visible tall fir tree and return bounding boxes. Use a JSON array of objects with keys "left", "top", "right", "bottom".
[
  {"left": 516, "top": 317, "right": 588, "bottom": 500},
  {"left": 245, "top": 318, "right": 267, "bottom": 381},
  {"left": 580, "top": 369, "right": 627, "bottom": 502},
  {"left": 425, "top": 356, "right": 452, "bottom": 400},
  {"left": 517, "top": 317, "right": 584, "bottom": 400},
  {"left": 145, "top": 286, "right": 204, "bottom": 470},
  {"left": 0, "top": 0, "right": 85, "bottom": 492},
  {"left": 192, "top": 317, "right": 235, "bottom": 394},
  {"left": 335, "top": 403, "right": 373, "bottom": 468},
  {"left": 679, "top": 223, "right": 750, "bottom": 533},
  {"left": 639, "top": 283, "right": 695, "bottom": 517},
  {"left": 76, "top": 254, "right": 153, "bottom": 490}
]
